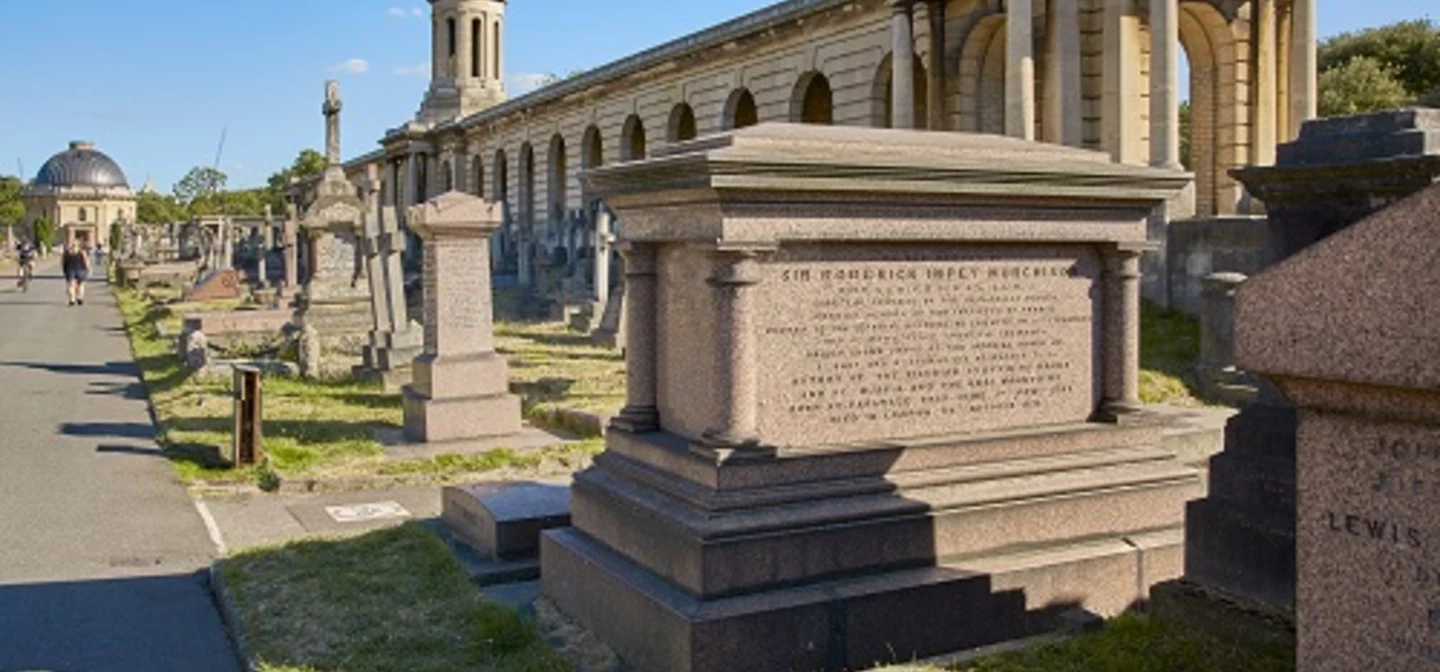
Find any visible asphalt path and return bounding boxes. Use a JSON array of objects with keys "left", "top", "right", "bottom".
[{"left": 0, "top": 267, "right": 239, "bottom": 672}]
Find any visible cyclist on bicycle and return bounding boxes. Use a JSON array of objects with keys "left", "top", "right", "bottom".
[{"left": 16, "top": 240, "right": 36, "bottom": 290}]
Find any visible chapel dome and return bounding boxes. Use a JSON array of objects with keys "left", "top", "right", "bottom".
[{"left": 34, "top": 141, "right": 130, "bottom": 189}]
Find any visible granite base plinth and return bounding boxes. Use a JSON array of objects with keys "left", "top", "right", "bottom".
[
  {"left": 402, "top": 388, "right": 522, "bottom": 444},
  {"left": 543, "top": 525, "right": 1184, "bottom": 672}
]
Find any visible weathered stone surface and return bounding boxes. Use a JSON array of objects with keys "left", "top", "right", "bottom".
[
  {"left": 179, "top": 329, "right": 209, "bottom": 372},
  {"left": 542, "top": 124, "right": 1198, "bottom": 672},
  {"left": 1235, "top": 182, "right": 1440, "bottom": 671},
  {"left": 297, "top": 325, "right": 321, "bottom": 380},
  {"left": 183, "top": 268, "right": 242, "bottom": 302},
  {"left": 402, "top": 192, "right": 522, "bottom": 444},
  {"left": 443, "top": 482, "right": 571, "bottom": 560}
]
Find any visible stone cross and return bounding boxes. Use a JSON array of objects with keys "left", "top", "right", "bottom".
[
  {"left": 220, "top": 219, "right": 234, "bottom": 270},
  {"left": 593, "top": 208, "right": 614, "bottom": 306},
  {"left": 323, "top": 80, "right": 342, "bottom": 167},
  {"left": 401, "top": 191, "right": 520, "bottom": 443},
  {"left": 361, "top": 190, "right": 388, "bottom": 345}
]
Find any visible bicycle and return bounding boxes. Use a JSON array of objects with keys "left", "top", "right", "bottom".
[{"left": 17, "top": 260, "right": 33, "bottom": 293}]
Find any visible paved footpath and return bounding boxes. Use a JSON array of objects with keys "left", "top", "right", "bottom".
[{"left": 0, "top": 268, "right": 239, "bottom": 672}]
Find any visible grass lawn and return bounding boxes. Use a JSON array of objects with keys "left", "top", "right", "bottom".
[
  {"left": 496, "top": 320, "right": 626, "bottom": 419},
  {"left": 1139, "top": 302, "right": 1206, "bottom": 406},
  {"left": 887, "top": 613, "right": 1293, "bottom": 672},
  {"left": 219, "top": 523, "right": 570, "bottom": 672},
  {"left": 114, "top": 286, "right": 602, "bottom": 488}
]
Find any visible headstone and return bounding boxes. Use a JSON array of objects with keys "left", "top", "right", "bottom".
[
  {"left": 1235, "top": 182, "right": 1440, "bottom": 671},
  {"left": 183, "top": 268, "right": 243, "bottom": 301},
  {"left": 294, "top": 80, "right": 372, "bottom": 353},
  {"left": 259, "top": 206, "right": 272, "bottom": 286},
  {"left": 356, "top": 171, "right": 422, "bottom": 390},
  {"left": 402, "top": 192, "right": 522, "bottom": 443},
  {"left": 540, "top": 124, "right": 1197, "bottom": 672},
  {"left": 283, "top": 204, "right": 299, "bottom": 295},
  {"left": 443, "top": 482, "right": 571, "bottom": 560},
  {"left": 179, "top": 329, "right": 209, "bottom": 372},
  {"left": 591, "top": 273, "right": 625, "bottom": 349},
  {"left": 298, "top": 324, "right": 321, "bottom": 380},
  {"left": 220, "top": 218, "right": 234, "bottom": 270}
]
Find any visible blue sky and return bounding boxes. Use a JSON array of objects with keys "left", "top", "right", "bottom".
[{"left": 0, "top": 0, "right": 1428, "bottom": 191}]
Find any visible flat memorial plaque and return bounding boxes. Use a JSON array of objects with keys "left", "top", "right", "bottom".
[
  {"left": 757, "top": 244, "right": 1100, "bottom": 448},
  {"left": 325, "top": 501, "right": 412, "bottom": 524}
]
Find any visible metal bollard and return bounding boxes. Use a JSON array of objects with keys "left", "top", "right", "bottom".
[{"left": 232, "top": 365, "right": 264, "bottom": 467}]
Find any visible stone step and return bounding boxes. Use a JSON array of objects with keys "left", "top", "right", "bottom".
[
  {"left": 571, "top": 450, "right": 1200, "bottom": 597},
  {"left": 442, "top": 481, "right": 572, "bottom": 562},
  {"left": 542, "top": 524, "right": 1185, "bottom": 672}
]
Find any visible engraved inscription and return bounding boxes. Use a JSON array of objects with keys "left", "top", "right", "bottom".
[{"left": 757, "top": 247, "right": 1098, "bottom": 447}]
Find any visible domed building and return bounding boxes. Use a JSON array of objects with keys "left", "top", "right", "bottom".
[{"left": 23, "top": 141, "right": 136, "bottom": 249}]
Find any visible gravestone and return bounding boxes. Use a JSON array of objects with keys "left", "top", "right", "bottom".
[
  {"left": 282, "top": 204, "right": 299, "bottom": 296},
  {"left": 1235, "top": 182, "right": 1440, "bottom": 671},
  {"left": 357, "top": 174, "right": 422, "bottom": 390},
  {"left": 293, "top": 80, "right": 372, "bottom": 364},
  {"left": 541, "top": 124, "right": 1197, "bottom": 672},
  {"left": 401, "top": 192, "right": 521, "bottom": 443},
  {"left": 183, "top": 268, "right": 243, "bottom": 301}
]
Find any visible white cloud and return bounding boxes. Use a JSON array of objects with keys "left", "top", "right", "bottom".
[
  {"left": 392, "top": 62, "right": 431, "bottom": 78},
  {"left": 510, "top": 73, "right": 560, "bottom": 95},
  {"left": 330, "top": 58, "right": 371, "bottom": 74},
  {"left": 387, "top": 6, "right": 425, "bottom": 19}
]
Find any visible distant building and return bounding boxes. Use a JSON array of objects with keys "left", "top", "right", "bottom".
[{"left": 24, "top": 141, "right": 136, "bottom": 248}]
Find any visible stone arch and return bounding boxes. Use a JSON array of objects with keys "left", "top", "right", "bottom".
[
  {"left": 791, "top": 71, "right": 833, "bottom": 125},
  {"left": 582, "top": 125, "right": 603, "bottom": 170},
  {"left": 548, "top": 133, "right": 567, "bottom": 223},
  {"left": 1179, "top": 1, "right": 1243, "bottom": 216},
  {"left": 492, "top": 148, "right": 509, "bottom": 203},
  {"left": 519, "top": 141, "right": 535, "bottom": 227},
  {"left": 622, "top": 114, "right": 647, "bottom": 161},
  {"left": 957, "top": 13, "right": 1007, "bottom": 135},
  {"left": 723, "top": 88, "right": 759, "bottom": 130},
  {"left": 872, "top": 53, "right": 929, "bottom": 128},
  {"left": 668, "top": 102, "right": 698, "bottom": 143}
]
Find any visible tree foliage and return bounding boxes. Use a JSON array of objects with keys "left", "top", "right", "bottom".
[
  {"left": 1318, "top": 56, "right": 1412, "bottom": 118},
  {"left": 136, "top": 191, "right": 187, "bottom": 224},
  {"left": 173, "top": 166, "right": 228, "bottom": 207},
  {"left": 0, "top": 176, "right": 24, "bottom": 227},
  {"left": 1179, "top": 101, "right": 1192, "bottom": 171},
  {"left": 266, "top": 149, "right": 327, "bottom": 212},
  {"left": 32, "top": 217, "right": 54, "bottom": 247},
  {"left": 1318, "top": 19, "right": 1440, "bottom": 117},
  {"left": 189, "top": 188, "right": 270, "bottom": 217}
]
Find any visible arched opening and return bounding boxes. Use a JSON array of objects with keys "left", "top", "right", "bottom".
[
  {"left": 668, "top": 103, "right": 698, "bottom": 143},
  {"left": 582, "top": 125, "right": 603, "bottom": 170},
  {"left": 957, "top": 14, "right": 1007, "bottom": 135},
  {"left": 874, "top": 53, "right": 929, "bottom": 128},
  {"left": 519, "top": 142, "right": 535, "bottom": 226},
  {"left": 446, "top": 17, "right": 457, "bottom": 76},
  {"left": 492, "top": 23, "right": 501, "bottom": 80},
  {"left": 442, "top": 160, "right": 454, "bottom": 192},
  {"left": 792, "top": 72, "right": 833, "bottom": 125},
  {"left": 471, "top": 18, "right": 482, "bottom": 79},
  {"left": 1177, "top": 0, "right": 1242, "bottom": 216},
  {"left": 493, "top": 149, "right": 509, "bottom": 203},
  {"left": 472, "top": 155, "right": 484, "bottom": 198},
  {"left": 723, "top": 88, "right": 759, "bottom": 130},
  {"left": 548, "top": 134, "right": 567, "bottom": 223},
  {"left": 622, "top": 115, "right": 647, "bottom": 161}
]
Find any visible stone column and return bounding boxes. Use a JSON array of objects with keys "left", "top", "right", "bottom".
[
  {"left": 1149, "top": 0, "right": 1181, "bottom": 169},
  {"left": 925, "top": 0, "right": 946, "bottom": 131},
  {"left": 220, "top": 219, "right": 234, "bottom": 269},
  {"left": 402, "top": 193, "right": 521, "bottom": 443},
  {"left": 405, "top": 152, "right": 420, "bottom": 209},
  {"left": 1006, "top": 0, "right": 1036, "bottom": 140},
  {"left": 260, "top": 206, "right": 272, "bottom": 285},
  {"left": 1044, "top": 0, "right": 1083, "bottom": 146},
  {"left": 1289, "top": 0, "right": 1317, "bottom": 139},
  {"left": 890, "top": 0, "right": 916, "bottom": 130},
  {"left": 1102, "top": 0, "right": 1133, "bottom": 162},
  {"left": 1101, "top": 245, "right": 1143, "bottom": 418},
  {"left": 1253, "top": 0, "right": 1278, "bottom": 167},
  {"left": 700, "top": 247, "right": 770, "bottom": 457},
  {"left": 609, "top": 241, "right": 659, "bottom": 433}
]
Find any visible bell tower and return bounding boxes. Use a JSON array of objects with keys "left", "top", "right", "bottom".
[{"left": 417, "top": 0, "right": 507, "bottom": 125}]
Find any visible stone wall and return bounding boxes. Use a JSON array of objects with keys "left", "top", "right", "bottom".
[{"left": 1165, "top": 215, "right": 1271, "bottom": 315}]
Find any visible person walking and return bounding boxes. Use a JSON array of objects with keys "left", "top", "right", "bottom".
[
  {"left": 15, "top": 239, "right": 36, "bottom": 291},
  {"left": 61, "top": 242, "right": 90, "bottom": 306}
]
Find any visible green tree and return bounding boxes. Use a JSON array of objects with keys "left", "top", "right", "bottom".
[
  {"left": 1319, "top": 19, "right": 1440, "bottom": 103},
  {"left": 1318, "top": 56, "right": 1412, "bottom": 117},
  {"left": 32, "top": 217, "right": 54, "bottom": 249},
  {"left": 173, "top": 166, "right": 228, "bottom": 207},
  {"left": 1179, "top": 101, "right": 1192, "bottom": 171},
  {"left": 191, "top": 188, "right": 270, "bottom": 217},
  {"left": 136, "top": 191, "right": 187, "bottom": 224},
  {"left": 0, "top": 176, "right": 24, "bottom": 227},
  {"left": 266, "top": 149, "right": 327, "bottom": 212}
]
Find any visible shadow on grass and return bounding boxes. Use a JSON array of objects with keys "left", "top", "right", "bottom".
[{"left": 510, "top": 377, "right": 576, "bottom": 410}]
